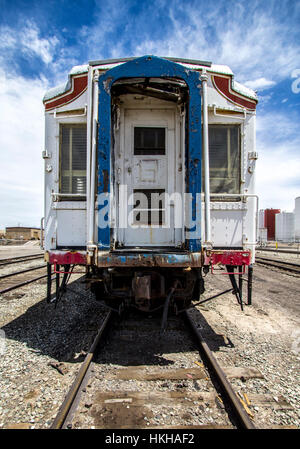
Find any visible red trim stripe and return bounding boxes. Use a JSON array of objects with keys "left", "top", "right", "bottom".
[
  {"left": 44, "top": 75, "right": 88, "bottom": 110},
  {"left": 44, "top": 73, "right": 257, "bottom": 111},
  {"left": 212, "top": 75, "right": 257, "bottom": 110}
]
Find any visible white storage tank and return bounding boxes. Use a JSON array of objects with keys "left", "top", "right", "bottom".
[
  {"left": 295, "top": 197, "right": 300, "bottom": 242},
  {"left": 275, "top": 212, "right": 295, "bottom": 243},
  {"left": 258, "top": 209, "right": 265, "bottom": 228},
  {"left": 258, "top": 227, "right": 268, "bottom": 244}
]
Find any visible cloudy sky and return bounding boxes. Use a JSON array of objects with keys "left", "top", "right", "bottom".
[{"left": 0, "top": 0, "right": 299, "bottom": 229}]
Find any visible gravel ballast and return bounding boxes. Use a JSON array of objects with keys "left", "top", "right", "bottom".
[{"left": 0, "top": 258, "right": 299, "bottom": 429}]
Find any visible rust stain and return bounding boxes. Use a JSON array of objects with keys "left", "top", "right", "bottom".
[
  {"left": 102, "top": 169, "right": 109, "bottom": 192},
  {"left": 97, "top": 253, "right": 202, "bottom": 268}
]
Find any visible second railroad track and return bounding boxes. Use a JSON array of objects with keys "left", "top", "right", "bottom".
[{"left": 256, "top": 256, "right": 300, "bottom": 275}]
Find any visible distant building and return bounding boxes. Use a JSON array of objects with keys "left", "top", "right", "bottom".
[
  {"left": 0, "top": 229, "right": 5, "bottom": 238},
  {"left": 5, "top": 227, "right": 41, "bottom": 240},
  {"left": 264, "top": 209, "right": 280, "bottom": 240},
  {"left": 275, "top": 212, "right": 295, "bottom": 243}
]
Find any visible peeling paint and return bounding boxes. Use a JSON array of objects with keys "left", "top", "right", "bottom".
[
  {"left": 102, "top": 169, "right": 109, "bottom": 192},
  {"left": 103, "top": 77, "right": 113, "bottom": 94},
  {"left": 97, "top": 55, "right": 202, "bottom": 252},
  {"left": 97, "top": 251, "right": 202, "bottom": 268}
]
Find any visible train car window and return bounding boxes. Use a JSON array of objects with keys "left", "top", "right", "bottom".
[
  {"left": 59, "top": 124, "right": 87, "bottom": 198},
  {"left": 134, "top": 127, "right": 165, "bottom": 155},
  {"left": 207, "top": 125, "right": 240, "bottom": 195}
]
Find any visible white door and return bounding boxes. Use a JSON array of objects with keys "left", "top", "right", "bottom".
[{"left": 119, "top": 108, "right": 177, "bottom": 247}]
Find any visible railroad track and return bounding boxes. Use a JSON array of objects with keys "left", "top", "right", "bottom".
[
  {"left": 0, "top": 256, "right": 47, "bottom": 295},
  {"left": 51, "top": 309, "right": 260, "bottom": 430},
  {"left": 0, "top": 265, "right": 48, "bottom": 295},
  {"left": 256, "top": 256, "right": 300, "bottom": 275},
  {"left": 0, "top": 254, "right": 44, "bottom": 267},
  {"left": 0, "top": 264, "right": 46, "bottom": 281},
  {"left": 256, "top": 247, "right": 300, "bottom": 256},
  {"left": 0, "top": 259, "right": 84, "bottom": 296}
]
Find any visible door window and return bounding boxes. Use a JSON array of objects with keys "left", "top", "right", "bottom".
[{"left": 134, "top": 127, "right": 165, "bottom": 155}]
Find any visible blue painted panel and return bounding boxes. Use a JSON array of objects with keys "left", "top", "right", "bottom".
[{"left": 97, "top": 55, "right": 202, "bottom": 251}]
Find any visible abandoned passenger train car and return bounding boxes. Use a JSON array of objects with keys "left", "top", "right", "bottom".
[{"left": 42, "top": 55, "right": 258, "bottom": 313}]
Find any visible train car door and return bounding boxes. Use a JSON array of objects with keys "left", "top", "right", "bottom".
[{"left": 118, "top": 107, "right": 179, "bottom": 247}]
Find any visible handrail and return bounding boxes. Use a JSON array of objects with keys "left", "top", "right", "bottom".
[
  {"left": 87, "top": 69, "right": 99, "bottom": 260},
  {"left": 201, "top": 69, "right": 211, "bottom": 244}
]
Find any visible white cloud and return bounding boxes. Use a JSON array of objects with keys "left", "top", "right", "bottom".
[
  {"left": 256, "top": 149, "right": 300, "bottom": 212},
  {"left": 244, "top": 78, "right": 276, "bottom": 91},
  {"left": 256, "top": 111, "right": 299, "bottom": 143},
  {"left": 0, "top": 27, "right": 17, "bottom": 49},
  {"left": 256, "top": 111, "right": 300, "bottom": 211},
  {"left": 0, "top": 68, "right": 48, "bottom": 228},
  {"left": 82, "top": 0, "right": 300, "bottom": 88},
  {"left": 20, "top": 22, "right": 59, "bottom": 64},
  {"left": 0, "top": 20, "right": 59, "bottom": 67},
  {"left": 0, "top": 19, "right": 68, "bottom": 228}
]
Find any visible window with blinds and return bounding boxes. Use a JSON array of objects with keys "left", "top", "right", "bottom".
[
  {"left": 206, "top": 125, "right": 240, "bottom": 195},
  {"left": 59, "top": 124, "right": 87, "bottom": 198}
]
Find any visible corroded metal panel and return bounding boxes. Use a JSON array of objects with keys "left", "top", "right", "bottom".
[
  {"left": 96, "top": 251, "right": 202, "bottom": 267},
  {"left": 203, "top": 249, "right": 251, "bottom": 266},
  {"left": 47, "top": 250, "right": 87, "bottom": 265}
]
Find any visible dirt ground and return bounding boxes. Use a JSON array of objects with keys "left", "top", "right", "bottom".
[
  {"left": 204, "top": 263, "right": 300, "bottom": 339},
  {"left": 0, "top": 242, "right": 42, "bottom": 260}
]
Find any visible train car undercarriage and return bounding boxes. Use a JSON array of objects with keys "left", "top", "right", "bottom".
[{"left": 45, "top": 251, "right": 253, "bottom": 330}]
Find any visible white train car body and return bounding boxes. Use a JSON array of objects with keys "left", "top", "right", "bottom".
[{"left": 42, "top": 56, "right": 258, "bottom": 311}]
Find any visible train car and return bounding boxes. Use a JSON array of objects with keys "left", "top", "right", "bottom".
[{"left": 42, "top": 55, "right": 258, "bottom": 317}]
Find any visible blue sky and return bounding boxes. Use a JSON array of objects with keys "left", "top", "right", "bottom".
[{"left": 0, "top": 0, "right": 300, "bottom": 229}]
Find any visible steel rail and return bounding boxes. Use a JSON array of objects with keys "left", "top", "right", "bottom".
[
  {"left": 183, "top": 310, "right": 255, "bottom": 429},
  {"left": 0, "top": 254, "right": 43, "bottom": 267},
  {"left": 256, "top": 247, "right": 300, "bottom": 255},
  {"left": 256, "top": 256, "right": 300, "bottom": 268},
  {"left": 0, "top": 273, "right": 49, "bottom": 295},
  {"left": 256, "top": 257, "right": 300, "bottom": 274},
  {"left": 51, "top": 311, "right": 113, "bottom": 429},
  {"left": 0, "top": 264, "right": 46, "bottom": 280}
]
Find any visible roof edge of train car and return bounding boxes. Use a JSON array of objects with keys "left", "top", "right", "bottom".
[{"left": 42, "top": 56, "right": 258, "bottom": 111}]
